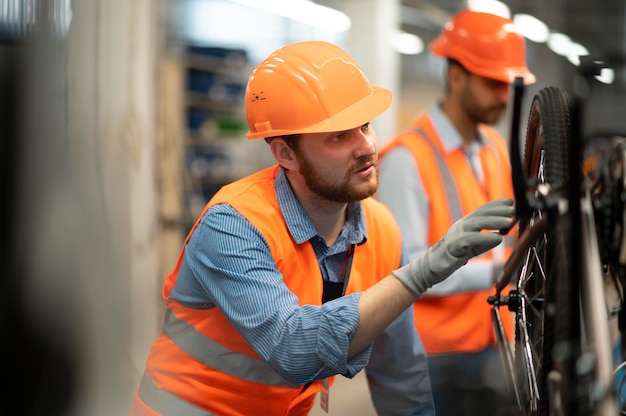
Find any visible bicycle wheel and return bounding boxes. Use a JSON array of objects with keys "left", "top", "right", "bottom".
[
  {"left": 582, "top": 135, "right": 626, "bottom": 414},
  {"left": 515, "top": 86, "right": 573, "bottom": 415}
]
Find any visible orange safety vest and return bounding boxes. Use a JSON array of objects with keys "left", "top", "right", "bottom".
[
  {"left": 379, "top": 115, "right": 515, "bottom": 354},
  {"left": 129, "top": 165, "right": 403, "bottom": 416}
]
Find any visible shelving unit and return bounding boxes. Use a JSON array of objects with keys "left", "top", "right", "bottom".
[{"left": 180, "top": 45, "right": 276, "bottom": 230}]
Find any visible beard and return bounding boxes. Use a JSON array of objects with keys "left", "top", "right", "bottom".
[
  {"left": 296, "top": 152, "right": 379, "bottom": 203},
  {"left": 461, "top": 85, "right": 507, "bottom": 125}
]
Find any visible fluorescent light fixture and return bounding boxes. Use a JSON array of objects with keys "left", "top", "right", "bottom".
[
  {"left": 51, "top": 0, "right": 73, "bottom": 38},
  {"left": 547, "top": 32, "right": 571, "bottom": 56},
  {"left": 595, "top": 67, "right": 615, "bottom": 84},
  {"left": 392, "top": 30, "right": 423, "bottom": 55},
  {"left": 466, "top": 0, "right": 511, "bottom": 19},
  {"left": 229, "top": 0, "right": 351, "bottom": 33},
  {"left": 566, "top": 42, "right": 589, "bottom": 66},
  {"left": 547, "top": 32, "right": 590, "bottom": 66},
  {"left": 1, "top": 0, "right": 72, "bottom": 39},
  {"left": 513, "top": 13, "right": 549, "bottom": 43}
]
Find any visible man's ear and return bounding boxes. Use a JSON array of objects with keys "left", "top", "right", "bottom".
[
  {"left": 448, "top": 64, "right": 467, "bottom": 93},
  {"left": 269, "top": 137, "right": 298, "bottom": 171}
]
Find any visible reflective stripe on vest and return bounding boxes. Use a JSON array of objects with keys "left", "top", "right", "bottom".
[
  {"left": 138, "top": 373, "right": 216, "bottom": 416},
  {"left": 413, "top": 127, "right": 511, "bottom": 230},
  {"left": 414, "top": 128, "right": 464, "bottom": 223},
  {"left": 162, "top": 308, "right": 296, "bottom": 387}
]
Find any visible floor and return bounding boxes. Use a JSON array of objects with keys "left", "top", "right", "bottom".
[{"left": 309, "top": 371, "right": 377, "bottom": 416}]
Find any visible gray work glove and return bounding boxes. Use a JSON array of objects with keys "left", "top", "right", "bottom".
[{"left": 393, "top": 198, "right": 515, "bottom": 298}]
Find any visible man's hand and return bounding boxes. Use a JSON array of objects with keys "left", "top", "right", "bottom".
[{"left": 393, "top": 198, "right": 515, "bottom": 298}]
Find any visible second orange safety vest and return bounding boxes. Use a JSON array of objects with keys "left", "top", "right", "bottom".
[
  {"left": 379, "top": 115, "right": 515, "bottom": 354},
  {"left": 129, "top": 165, "right": 403, "bottom": 416}
]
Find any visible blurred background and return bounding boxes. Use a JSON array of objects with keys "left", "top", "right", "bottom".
[{"left": 0, "top": 0, "right": 623, "bottom": 414}]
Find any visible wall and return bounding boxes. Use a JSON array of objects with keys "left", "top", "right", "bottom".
[
  {"left": 67, "top": 0, "right": 165, "bottom": 411},
  {"left": 3, "top": 0, "right": 166, "bottom": 413}
]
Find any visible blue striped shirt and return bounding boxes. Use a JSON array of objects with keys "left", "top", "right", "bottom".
[{"left": 171, "top": 167, "right": 435, "bottom": 415}]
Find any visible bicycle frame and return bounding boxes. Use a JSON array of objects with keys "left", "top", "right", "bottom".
[{"left": 489, "top": 65, "right": 626, "bottom": 415}]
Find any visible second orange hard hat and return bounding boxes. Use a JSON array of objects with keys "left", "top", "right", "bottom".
[
  {"left": 245, "top": 41, "right": 392, "bottom": 140},
  {"left": 430, "top": 10, "right": 536, "bottom": 85}
]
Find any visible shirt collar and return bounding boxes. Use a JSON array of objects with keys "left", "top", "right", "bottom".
[
  {"left": 274, "top": 167, "right": 367, "bottom": 246},
  {"left": 428, "top": 103, "right": 485, "bottom": 153}
]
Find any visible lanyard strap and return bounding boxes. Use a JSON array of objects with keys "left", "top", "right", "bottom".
[{"left": 321, "top": 244, "right": 355, "bottom": 304}]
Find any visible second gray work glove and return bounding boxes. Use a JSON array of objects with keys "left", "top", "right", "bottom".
[{"left": 393, "top": 198, "right": 515, "bottom": 298}]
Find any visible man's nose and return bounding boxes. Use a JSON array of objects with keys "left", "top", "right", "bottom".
[{"left": 353, "top": 129, "right": 377, "bottom": 158}]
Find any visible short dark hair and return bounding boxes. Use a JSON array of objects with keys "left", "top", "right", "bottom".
[
  {"left": 447, "top": 58, "right": 470, "bottom": 74},
  {"left": 265, "top": 134, "right": 301, "bottom": 150},
  {"left": 443, "top": 58, "right": 471, "bottom": 92}
]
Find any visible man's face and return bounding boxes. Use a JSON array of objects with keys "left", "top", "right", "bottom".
[
  {"left": 293, "top": 123, "right": 379, "bottom": 203},
  {"left": 460, "top": 74, "right": 510, "bottom": 125}
]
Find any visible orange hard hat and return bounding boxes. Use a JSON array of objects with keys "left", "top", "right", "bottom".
[
  {"left": 430, "top": 10, "right": 536, "bottom": 85},
  {"left": 245, "top": 41, "right": 392, "bottom": 140}
]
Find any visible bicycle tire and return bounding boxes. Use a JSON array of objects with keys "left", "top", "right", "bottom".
[{"left": 516, "top": 86, "right": 573, "bottom": 415}]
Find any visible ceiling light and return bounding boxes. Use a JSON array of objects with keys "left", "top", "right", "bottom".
[
  {"left": 595, "top": 67, "right": 615, "bottom": 84},
  {"left": 566, "top": 42, "right": 590, "bottom": 66},
  {"left": 513, "top": 13, "right": 549, "bottom": 43},
  {"left": 547, "top": 32, "right": 590, "bottom": 66},
  {"left": 229, "top": 0, "right": 351, "bottom": 33},
  {"left": 392, "top": 30, "right": 423, "bottom": 55},
  {"left": 466, "top": 0, "right": 511, "bottom": 19},
  {"left": 547, "top": 32, "right": 571, "bottom": 56}
]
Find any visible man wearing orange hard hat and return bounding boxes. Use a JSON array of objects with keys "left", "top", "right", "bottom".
[
  {"left": 128, "top": 40, "right": 515, "bottom": 415},
  {"left": 377, "top": 9, "right": 535, "bottom": 416}
]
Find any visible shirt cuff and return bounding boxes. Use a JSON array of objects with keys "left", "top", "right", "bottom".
[{"left": 317, "top": 292, "right": 372, "bottom": 377}]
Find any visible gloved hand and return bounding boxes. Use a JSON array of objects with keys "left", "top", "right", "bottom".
[{"left": 393, "top": 198, "right": 515, "bottom": 298}]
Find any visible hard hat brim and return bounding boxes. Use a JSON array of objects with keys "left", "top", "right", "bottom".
[
  {"left": 430, "top": 42, "right": 536, "bottom": 85},
  {"left": 461, "top": 64, "right": 537, "bottom": 85},
  {"left": 246, "top": 86, "right": 392, "bottom": 139}
]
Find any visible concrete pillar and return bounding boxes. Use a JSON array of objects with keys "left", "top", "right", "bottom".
[
  {"left": 65, "top": 0, "right": 164, "bottom": 412},
  {"left": 343, "top": 0, "right": 400, "bottom": 147}
]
